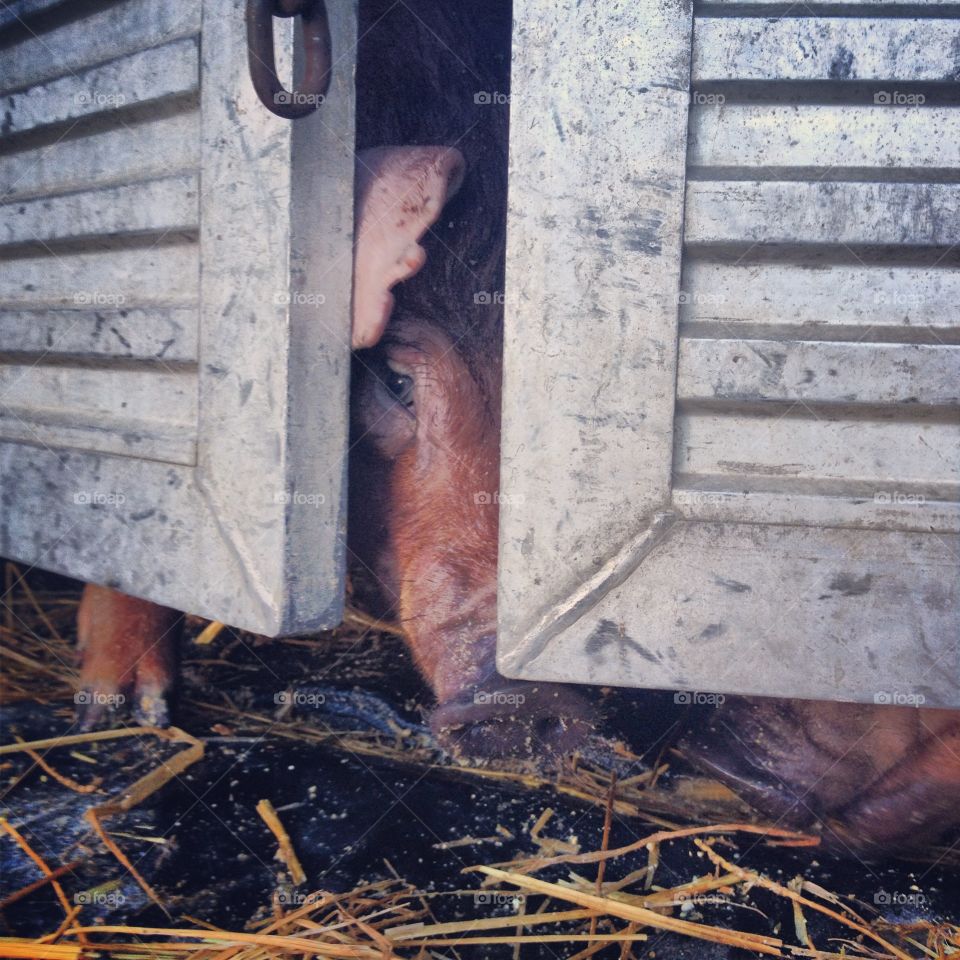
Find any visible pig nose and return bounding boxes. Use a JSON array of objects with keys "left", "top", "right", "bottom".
[{"left": 431, "top": 677, "right": 594, "bottom": 761}]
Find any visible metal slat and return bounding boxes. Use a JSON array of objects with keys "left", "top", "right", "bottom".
[
  {"left": 0, "top": 307, "right": 198, "bottom": 361},
  {"left": 674, "top": 412, "right": 959, "bottom": 487},
  {"left": 696, "top": 0, "right": 960, "bottom": 13},
  {"left": 693, "top": 17, "right": 960, "bottom": 81},
  {"left": 3, "top": 36, "right": 198, "bottom": 137},
  {"left": 0, "top": 363, "right": 197, "bottom": 463},
  {"left": 0, "top": 412, "right": 195, "bottom": 465},
  {"left": 671, "top": 483, "right": 960, "bottom": 533},
  {"left": 1, "top": 0, "right": 200, "bottom": 94},
  {"left": 0, "top": 174, "right": 198, "bottom": 248},
  {"left": 0, "top": 245, "right": 199, "bottom": 307},
  {"left": 685, "top": 181, "right": 960, "bottom": 246},
  {"left": 689, "top": 104, "right": 960, "bottom": 177},
  {"left": 0, "top": 110, "right": 200, "bottom": 202},
  {"left": 678, "top": 339, "right": 960, "bottom": 406},
  {"left": 700, "top": 0, "right": 955, "bottom": 6},
  {"left": 679, "top": 262, "right": 960, "bottom": 341}
]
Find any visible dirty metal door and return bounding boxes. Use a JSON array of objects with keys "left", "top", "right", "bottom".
[
  {"left": 0, "top": 0, "right": 356, "bottom": 634},
  {"left": 498, "top": 0, "right": 960, "bottom": 707}
]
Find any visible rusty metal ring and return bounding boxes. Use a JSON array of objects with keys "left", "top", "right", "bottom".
[{"left": 246, "top": 0, "right": 331, "bottom": 119}]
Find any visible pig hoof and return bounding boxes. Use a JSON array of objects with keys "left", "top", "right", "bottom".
[
  {"left": 76, "top": 690, "right": 125, "bottom": 732},
  {"left": 133, "top": 685, "right": 170, "bottom": 728},
  {"left": 431, "top": 681, "right": 594, "bottom": 763},
  {"left": 74, "top": 682, "right": 171, "bottom": 730}
]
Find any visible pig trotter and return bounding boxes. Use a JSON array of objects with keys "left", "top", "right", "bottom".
[
  {"left": 132, "top": 682, "right": 171, "bottom": 729},
  {"left": 76, "top": 584, "right": 180, "bottom": 730}
]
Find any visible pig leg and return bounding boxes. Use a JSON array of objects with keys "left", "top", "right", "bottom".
[{"left": 76, "top": 584, "right": 180, "bottom": 729}]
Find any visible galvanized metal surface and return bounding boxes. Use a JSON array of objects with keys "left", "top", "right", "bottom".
[
  {"left": 693, "top": 16, "right": 960, "bottom": 82},
  {"left": 498, "top": 0, "right": 960, "bottom": 706},
  {"left": 0, "top": 0, "right": 356, "bottom": 634}
]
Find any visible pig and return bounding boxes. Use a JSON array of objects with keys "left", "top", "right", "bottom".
[
  {"left": 77, "top": 0, "right": 592, "bottom": 759},
  {"left": 73, "top": 0, "right": 959, "bottom": 851},
  {"left": 682, "top": 697, "right": 960, "bottom": 853}
]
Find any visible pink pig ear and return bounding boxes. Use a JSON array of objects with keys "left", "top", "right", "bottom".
[{"left": 352, "top": 146, "right": 466, "bottom": 349}]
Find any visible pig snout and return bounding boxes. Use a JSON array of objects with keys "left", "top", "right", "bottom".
[{"left": 431, "top": 664, "right": 594, "bottom": 761}]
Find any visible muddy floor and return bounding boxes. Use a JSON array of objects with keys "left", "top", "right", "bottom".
[{"left": 1, "top": 566, "right": 957, "bottom": 958}]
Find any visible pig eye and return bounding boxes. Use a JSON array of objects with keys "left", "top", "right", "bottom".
[{"left": 381, "top": 361, "right": 415, "bottom": 409}]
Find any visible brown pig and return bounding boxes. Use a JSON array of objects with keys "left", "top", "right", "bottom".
[
  {"left": 73, "top": 0, "right": 959, "bottom": 851},
  {"left": 77, "top": 0, "right": 591, "bottom": 758}
]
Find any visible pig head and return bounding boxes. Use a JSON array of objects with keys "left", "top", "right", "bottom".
[{"left": 348, "top": 143, "right": 592, "bottom": 760}]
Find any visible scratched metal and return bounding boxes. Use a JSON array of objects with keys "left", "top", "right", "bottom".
[
  {"left": 0, "top": 0, "right": 357, "bottom": 634},
  {"left": 497, "top": 0, "right": 960, "bottom": 706}
]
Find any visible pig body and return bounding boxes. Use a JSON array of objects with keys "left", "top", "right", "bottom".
[{"left": 74, "top": 0, "right": 959, "bottom": 851}]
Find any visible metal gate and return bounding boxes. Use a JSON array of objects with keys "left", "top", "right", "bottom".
[
  {"left": 498, "top": 0, "right": 960, "bottom": 706},
  {"left": 0, "top": 0, "right": 355, "bottom": 634}
]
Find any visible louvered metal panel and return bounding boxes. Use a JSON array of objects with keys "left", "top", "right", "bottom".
[
  {"left": 0, "top": 0, "right": 356, "bottom": 634},
  {"left": 498, "top": 0, "right": 960, "bottom": 706}
]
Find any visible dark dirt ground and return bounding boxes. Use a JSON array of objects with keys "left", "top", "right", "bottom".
[{"left": 1, "top": 564, "right": 957, "bottom": 958}]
